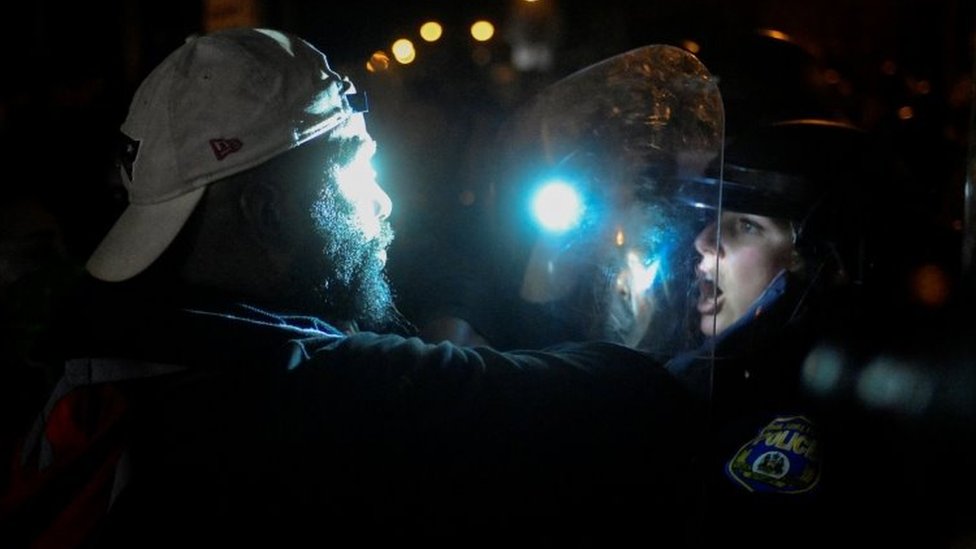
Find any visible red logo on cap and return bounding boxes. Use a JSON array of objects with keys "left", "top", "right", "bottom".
[{"left": 210, "top": 138, "right": 243, "bottom": 160}]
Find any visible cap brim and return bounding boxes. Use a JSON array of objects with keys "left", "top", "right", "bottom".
[{"left": 86, "top": 186, "right": 206, "bottom": 282}]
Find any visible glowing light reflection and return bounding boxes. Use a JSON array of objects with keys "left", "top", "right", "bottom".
[
  {"left": 626, "top": 251, "right": 659, "bottom": 297},
  {"left": 392, "top": 38, "right": 416, "bottom": 64},
  {"left": 532, "top": 181, "right": 583, "bottom": 232}
]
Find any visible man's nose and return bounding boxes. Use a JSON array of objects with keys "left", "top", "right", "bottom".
[{"left": 371, "top": 183, "right": 393, "bottom": 221}]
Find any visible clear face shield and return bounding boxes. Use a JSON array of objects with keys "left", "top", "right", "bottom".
[{"left": 494, "top": 45, "right": 724, "bottom": 358}]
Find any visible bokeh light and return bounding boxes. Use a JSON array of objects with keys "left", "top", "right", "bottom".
[
  {"left": 912, "top": 264, "right": 951, "bottom": 306},
  {"left": 366, "top": 51, "right": 390, "bottom": 72},
  {"left": 391, "top": 38, "right": 416, "bottom": 64},
  {"left": 680, "top": 40, "right": 700, "bottom": 54},
  {"left": 420, "top": 21, "right": 443, "bottom": 42},
  {"left": 471, "top": 20, "right": 495, "bottom": 42},
  {"left": 758, "top": 28, "right": 790, "bottom": 41}
]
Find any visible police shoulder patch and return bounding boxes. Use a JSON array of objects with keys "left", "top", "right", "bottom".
[{"left": 726, "top": 415, "right": 821, "bottom": 494}]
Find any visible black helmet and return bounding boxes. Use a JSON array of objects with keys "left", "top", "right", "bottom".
[
  {"left": 678, "top": 118, "right": 873, "bottom": 284},
  {"left": 696, "top": 28, "right": 848, "bottom": 137}
]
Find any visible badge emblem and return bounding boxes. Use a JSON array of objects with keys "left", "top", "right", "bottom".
[{"left": 726, "top": 415, "right": 821, "bottom": 494}]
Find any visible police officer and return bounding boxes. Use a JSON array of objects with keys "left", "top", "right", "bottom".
[{"left": 666, "top": 118, "right": 926, "bottom": 548}]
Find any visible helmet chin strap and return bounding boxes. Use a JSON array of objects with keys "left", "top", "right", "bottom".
[
  {"left": 786, "top": 239, "right": 850, "bottom": 325},
  {"left": 787, "top": 259, "right": 827, "bottom": 324}
]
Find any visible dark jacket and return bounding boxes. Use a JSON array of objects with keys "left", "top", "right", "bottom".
[{"left": 5, "top": 278, "right": 699, "bottom": 548}]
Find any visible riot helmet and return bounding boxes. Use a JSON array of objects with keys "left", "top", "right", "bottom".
[
  {"left": 695, "top": 28, "right": 849, "bottom": 138},
  {"left": 679, "top": 118, "right": 874, "bottom": 339},
  {"left": 486, "top": 44, "right": 725, "bottom": 355},
  {"left": 683, "top": 119, "right": 871, "bottom": 274}
]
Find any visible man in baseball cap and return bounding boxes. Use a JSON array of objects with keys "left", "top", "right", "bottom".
[
  {"left": 5, "top": 28, "right": 697, "bottom": 548},
  {"left": 84, "top": 28, "right": 395, "bottom": 329}
]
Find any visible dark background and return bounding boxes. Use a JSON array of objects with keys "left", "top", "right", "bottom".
[
  {"left": 0, "top": 0, "right": 973, "bottom": 327},
  {"left": 1, "top": 3, "right": 975, "bottom": 540}
]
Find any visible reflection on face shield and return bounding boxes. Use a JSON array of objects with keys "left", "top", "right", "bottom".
[
  {"left": 531, "top": 180, "right": 585, "bottom": 233},
  {"left": 597, "top": 202, "right": 667, "bottom": 346},
  {"left": 497, "top": 44, "right": 723, "bottom": 355},
  {"left": 608, "top": 245, "right": 661, "bottom": 347},
  {"left": 520, "top": 185, "right": 705, "bottom": 354}
]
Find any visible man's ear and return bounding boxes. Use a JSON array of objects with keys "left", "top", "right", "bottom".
[{"left": 238, "top": 179, "right": 287, "bottom": 246}]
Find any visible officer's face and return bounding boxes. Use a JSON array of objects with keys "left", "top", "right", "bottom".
[{"left": 694, "top": 211, "right": 795, "bottom": 336}]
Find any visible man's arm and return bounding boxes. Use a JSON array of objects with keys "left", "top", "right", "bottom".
[{"left": 277, "top": 332, "right": 700, "bottom": 545}]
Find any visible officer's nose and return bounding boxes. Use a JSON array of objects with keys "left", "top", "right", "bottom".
[{"left": 694, "top": 221, "right": 719, "bottom": 258}]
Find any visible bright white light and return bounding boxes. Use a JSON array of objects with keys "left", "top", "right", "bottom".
[
  {"left": 626, "top": 251, "right": 660, "bottom": 296},
  {"left": 334, "top": 140, "right": 391, "bottom": 241},
  {"left": 532, "top": 180, "right": 583, "bottom": 232}
]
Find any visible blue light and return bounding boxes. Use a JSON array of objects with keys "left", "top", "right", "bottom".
[{"left": 532, "top": 180, "right": 584, "bottom": 232}]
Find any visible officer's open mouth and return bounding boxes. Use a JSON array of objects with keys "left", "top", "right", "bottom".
[{"left": 698, "top": 277, "right": 722, "bottom": 313}]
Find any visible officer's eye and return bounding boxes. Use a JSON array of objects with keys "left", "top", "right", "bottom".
[{"left": 738, "top": 217, "right": 761, "bottom": 234}]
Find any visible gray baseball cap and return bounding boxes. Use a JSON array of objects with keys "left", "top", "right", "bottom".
[{"left": 87, "top": 28, "right": 366, "bottom": 281}]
